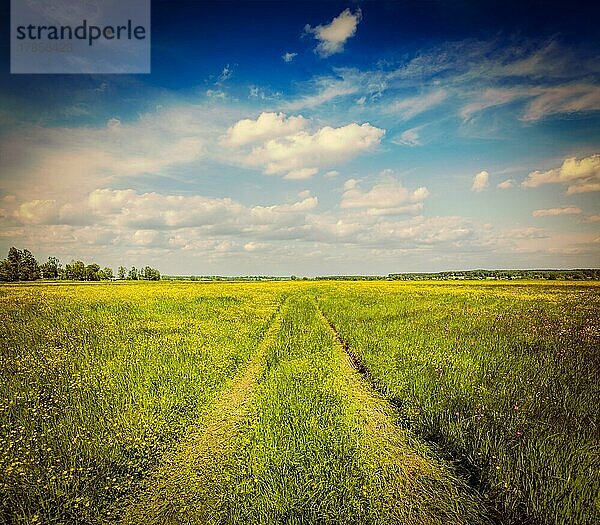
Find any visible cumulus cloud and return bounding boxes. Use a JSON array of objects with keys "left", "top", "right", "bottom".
[
  {"left": 7, "top": 188, "right": 320, "bottom": 239},
  {"left": 471, "top": 170, "right": 489, "bottom": 192},
  {"left": 282, "top": 52, "right": 297, "bottom": 63},
  {"left": 305, "top": 8, "right": 362, "bottom": 57},
  {"left": 497, "top": 179, "right": 514, "bottom": 189},
  {"left": 232, "top": 114, "right": 384, "bottom": 178},
  {"left": 306, "top": 213, "right": 479, "bottom": 248},
  {"left": 522, "top": 154, "right": 600, "bottom": 193},
  {"left": 223, "top": 112, "right": 307, "bottom": 146},
  {"left": 340, "top": 179, "right": 429, "bottom": 216},
  {"left": 532, "top": 206, "right": 582, "bottom": 217}
]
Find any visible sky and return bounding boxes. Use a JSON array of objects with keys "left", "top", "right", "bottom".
[{"left": 0, "top": 0, "right": 599, "bottom": 275}]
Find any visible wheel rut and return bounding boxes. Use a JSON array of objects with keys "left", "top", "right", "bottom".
[
  {"left": 123, "top": 295, "right": 491, "bottom": 525},
  {"left": 121, "top": 297, "right": 288, "bottom": 524},
  {"left": 316, "top": 300, "right": 501, "bottom": 525}
]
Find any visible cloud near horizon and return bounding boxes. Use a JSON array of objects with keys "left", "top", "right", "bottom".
[
  {"left": 340, "top": 179, "right": 429, "bottom": 216},
  {"left": 532, "top": 206, "right": 582, "bottom": 217}
]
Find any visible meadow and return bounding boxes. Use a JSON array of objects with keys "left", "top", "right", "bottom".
[{"left": 0, "top": 280, "right": 598, "bottom": 524}]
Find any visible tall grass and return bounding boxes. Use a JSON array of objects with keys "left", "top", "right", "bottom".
[
  {"left": 135, "top": 293, "right": 489, "bottom": 524},
  {"left": 0, "top": 282, "right": 285, "bottom": 523},
  {"left": 318, "top": 280, "right": 600, "bottom": 524},
  {"left": 2, "top": 280, "right": 597, "bottom": 524}
]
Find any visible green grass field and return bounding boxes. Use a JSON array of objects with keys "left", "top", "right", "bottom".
[{"left": 1, "top": 281, "right": 598, "bottom": 524}]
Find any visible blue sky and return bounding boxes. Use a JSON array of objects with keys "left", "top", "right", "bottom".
[{"left": 1, "top": 0, "right": 599, "bottom": 275}]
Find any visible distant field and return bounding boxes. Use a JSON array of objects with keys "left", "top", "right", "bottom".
[{"left": 1, "top": 281, "right": 598, "bottom": 524}]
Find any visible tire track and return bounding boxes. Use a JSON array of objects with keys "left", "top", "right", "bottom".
[
  {"left": 317, "top": 303, "right": 390, "bottom": 398},
  {"left": 316, "top": 300, "right": 501, "bottom": 525},
  {"left": 121, "top": 296, "right": 288, "bottom": 524}
]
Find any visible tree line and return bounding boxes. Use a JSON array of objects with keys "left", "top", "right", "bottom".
[
  {"left": 388, "top": 269, "right": 600, "bottom": 280},
  {"left": 0, "top": 247, "right": 160, "bottom": 282}
]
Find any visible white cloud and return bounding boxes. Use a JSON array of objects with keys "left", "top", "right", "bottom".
[
  {"left": 0, "top": 106, "right": 215, "bottom": 201},
  {"left": 460, "top": 84, "right": 600, "bottom": 122},
  {"left": 16, "top": 199, "right": 60, "bottom": 225},
  {"left": 132, "top": 229, "right": 160, "bottom": 246},
  {"left": 305, "top": 8, "right": 362, "bottom": 57},
  {"left": 223, "top": 112, "right": 307, "bottom": 146},
  {"left": 392, "top": 127, "right": 421, "bottom": 147},
  {"left": 6, "top": 188, "right": 321, "bottom": 242},
  {"left": 532, "top": 206, "right": 582, "bottom": 217},
  {"left": 460, "top": 88, "right": 532, "bottom": 119},
  {"left": 522, "top": 154, "right": 600, "bottom": 193},
  {"left": 87, "top": 188, "right": 245, "bottom": 229},
  {"left": 340, "top": 179, "right": 429, "bottom": 215},
  {"left": 285, "top": 168, "right": 319, "bottom": 180},
  {"left": 243, "top": 120, "right": 384, "bottom": 177},
  {"left": 217, "top": 64, "right": 233, "bottom": 84},
  {"left": 206, "top": 89, "right": 227, "bottom": 99},
  {"left": 244, "top": 242, "right": 265, "bottom": 252},
  {"left": 282, "top": 52, "right": 297, "bottom": 63},
  {"left": 343, "top": 178, "right": 358, "bottom": 190},
  {"left": 389, "top": 89, "right": 447, "bottom": 120},
  {"left": 282, "top": 78, "right": 359, "bottom": 110},
  {"left": 497, "top": 179, "right": 514, "bottom": 189},
  {"left": 471, "top": 170, "right": 489, "bottom": 192},
  {"left": 306, "top": 213, "right": 479, "bottom": 248},
  {"left": 248, "top": 86, "right": 274, "bottom": 100},
  {"left": 522, "top": 84, "right": 600, "bottom": 121},
  {"left": 325, "top": 170, "right": 339, "bottom": 178}
]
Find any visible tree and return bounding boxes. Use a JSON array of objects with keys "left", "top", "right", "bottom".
[
  {"left": 128, "top": 267, "right": 139, "bottom": 280},
  {"left": 0, "top": 259, "right": 12, "bottom": 282},
  {"left": 0, "top": 247, "right": 40, "bottom": 281},
  {"left": 6, "top": 247, "right": 22, "bottom": 281},
  {"left": 118, "top": 266, "right": 127, "bottom": 280},
  {"left": 142, "top": 266, "right": 160, "bottom": 281},
  {"left": 65, "top": 260, "right": 86, "bottom": 280},
  {"left": 40, "top": 256, "right": 60, "bottom": 279},
  {"left": 99, "top": 267, "right": 113, "bottom": 280},
  {"left": 85, "top": 263, "right": 101, "bottom": 281},
  {"left": 20, "top": 249, "right": 40, "bottom": 280}
]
